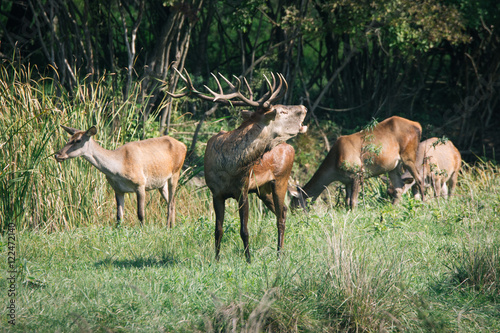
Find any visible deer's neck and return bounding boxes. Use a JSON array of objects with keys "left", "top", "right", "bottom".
[
  {"left": 213, "top": 123, "right": 277, "bottom": 173},
  {"left": 301, "top": 174, "right": 328, "bottom": 201},
  {"left": 239, "top": 124, "right": 276, "bottom": 164},
  {"left": 82, "top": 139, "right": 123, "bottom": 177},
  {"left": 301, "top": 156, "right": 342, "bottom": 201}
]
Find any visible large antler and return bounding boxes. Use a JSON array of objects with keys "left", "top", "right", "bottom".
[{"left": 167, "top": 68, "right": 287, "bottom": 109}]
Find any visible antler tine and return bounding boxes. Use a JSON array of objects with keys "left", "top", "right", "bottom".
[
  {"left": 201, "top": 73, "right": 224, "bottom": 102},
  {"left": 257, "top": 73, "right": 287, "bottom": 109},
  {"left": 203, "top": 73, "right": 232, "bottom": 104},
  {"left": 232, "top": 75, "right": 242, "bottom": 90},
  {"left": 243, "top": 77, "right": 254, "bottom": 102},
  {"left": 182, "top": 68, "right": 197, "bottom": 92},
  {"left": 166, "top": 68, "right": 216, "bottom": 102},
  {"left": 272, "top": 73, "right": 287, "bottom": 100},
  {"left": 203, "top": 73, "right": 238, "bottom": 104},
  {"left": 165, "top": 68, "right": 189, "bottom": 98},
  {"left": 216, "top": 73, "right": 238, "bottom": 92},
  {"left": 272, "top": 73, "right": 287, "bottom": 101}
]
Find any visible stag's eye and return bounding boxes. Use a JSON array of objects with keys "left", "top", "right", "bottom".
[
  {"left": 280, "top": 110, "right": 288, "bottom": 115},
  {"left": 75, "top": 139, "right": 82, "bottom": 144}
]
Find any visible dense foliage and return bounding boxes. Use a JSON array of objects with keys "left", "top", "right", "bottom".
[{"left": 1, "top": 0, "right": 499, "bottom": 159}]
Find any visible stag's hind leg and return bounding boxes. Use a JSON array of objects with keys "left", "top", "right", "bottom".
[{"left": 213, "top": 195, "right": 226, "bottom": 261}]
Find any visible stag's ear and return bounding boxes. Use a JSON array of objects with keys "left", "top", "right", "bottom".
[
  {"left": 264, "top": 109, "right": 277, "bottom": 121},
  {"left": 240, "top": 110, "right": 253, "bottom": 121},
  {"left": 61, "top": 125, "right": 79, "bottom": 135},
  {"left": 86, "top": 126, "right": 98, "bottom": 136}
]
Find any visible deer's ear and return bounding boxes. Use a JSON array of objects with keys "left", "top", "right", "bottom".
[
  {"left": 61, "top": 125, "right": 79, "bottom": 135},
  {"left": 401, "top": 172, "right": 414, "bottom": 184},
  {"left": 403, "top": 177, "right": 415, "bottom": 185},
  {"left": 240, "top": 110, "right": 253, "bottom": 121},
  {"left": 287, "top": 185, "right": 300, "bottom": 198},
  {"left": 86, "top": 126, "right": 98, "bottom": 136},
  {"left": 264, "top": 109, "right": 277, "bottom": 121}
]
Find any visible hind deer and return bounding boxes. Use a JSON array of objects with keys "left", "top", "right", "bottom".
[
  {"left": 169, "top": 69, "right": 307, "bottom": 262},
  {"left": 55, "top": 126, "right": 186, "bottom": 227},
  {"left": 290, "top": 116, "right": 425, "bottom": 210},
  {"left": 399, "top": 137, "right": 461, "bottom": 199}
]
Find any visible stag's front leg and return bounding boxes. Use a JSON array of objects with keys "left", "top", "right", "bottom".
[
  {"left": 213, "top": 195, "right": 226, "bottom": 261},
  {"left": 115, "top": 191, "right": 125, "bottom": 227},
  {"left": 238, "top": 192, "right": 251, "bottom": 263},
  {"left": 136, "top": 186, "right": 146, "bottom": 225}
]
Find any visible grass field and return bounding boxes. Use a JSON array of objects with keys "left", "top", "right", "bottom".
[{"left": 1, "top": 66, "right": 499, "bottom": 332}]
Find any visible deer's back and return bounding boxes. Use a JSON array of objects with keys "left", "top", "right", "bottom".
[{"left": 117, "top": 136, "right": 186, "bottom": 190}]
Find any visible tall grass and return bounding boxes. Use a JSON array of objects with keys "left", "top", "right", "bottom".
[
  {"left": 0, "top": 63, "right": 209, "bottom": 232},
  {"left": 0, "top": 63, "right": 59, "bottom": 232},
  {"left": 1, "top": 64, "right": 500, "bottom": 331}
]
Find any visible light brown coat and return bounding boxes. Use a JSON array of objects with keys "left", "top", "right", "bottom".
[
  {"left": 55, "top": 125, "right": 186, "bottom": 227},
  {"left": 401, "top": 137, "right": 461, "bottom": 198},
  {"left": 290, "top": 116, "right": 425, "bottom": 209}
]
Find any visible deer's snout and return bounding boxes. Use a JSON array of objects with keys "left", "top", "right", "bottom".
[{"left": 54, "top": 151, "right": 67, "bottom": 162}]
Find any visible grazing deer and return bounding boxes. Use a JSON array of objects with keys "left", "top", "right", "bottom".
[
  {"left": 169, "top": 69, "right": 307, "bottom": 262},
  {"left": 290, "top": 116, "right": 425, "bottom": 210},
  {"left": 54, "top": 125, "right": 187, "bottom": 227},
  {"left": 399, "top": 137, "right": 461, "bottom": 199}
]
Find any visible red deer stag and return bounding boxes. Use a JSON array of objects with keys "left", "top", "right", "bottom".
[
  {"left": 290, "top": 116, "right": 425, "bottom": 210},
  {"left": 55, "top": 126, "right": 187, "bottom": 227},
  {"left": 399, "top": 137, "right": 461, "bottom": 199},
  {"left": 169, "top": 69, "right": 307, "bottom": 262}
]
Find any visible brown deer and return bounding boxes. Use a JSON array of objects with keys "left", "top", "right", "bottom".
[
  {"left": 169, "top": 69, "right": 307, "bottom": 262},
  {"left": 290, "top": 116, "right": 425, "bottom": 210},
  {"left": 248, "top": 142, "right": 295, "bottom": 247},
  {"left": 399, "top": 137, "right": 461, "bottom": 198},
  {"left": 54, "top": 125, "right": 187, "bottom": 227}
]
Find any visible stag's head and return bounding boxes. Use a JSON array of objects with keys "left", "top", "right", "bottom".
[
  {"left": 54, "top": 125, "right": 97, "bottom": 162},
  {"left": 168, "top": 69, "right": 307, "bottom": 140},
  {"left": 241, "top": 103, "right": 307, "bottom": 144}
]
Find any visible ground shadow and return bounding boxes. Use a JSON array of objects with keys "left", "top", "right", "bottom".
[{"left": 94, "top": 253, "right": 179, "bottom": 269}]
